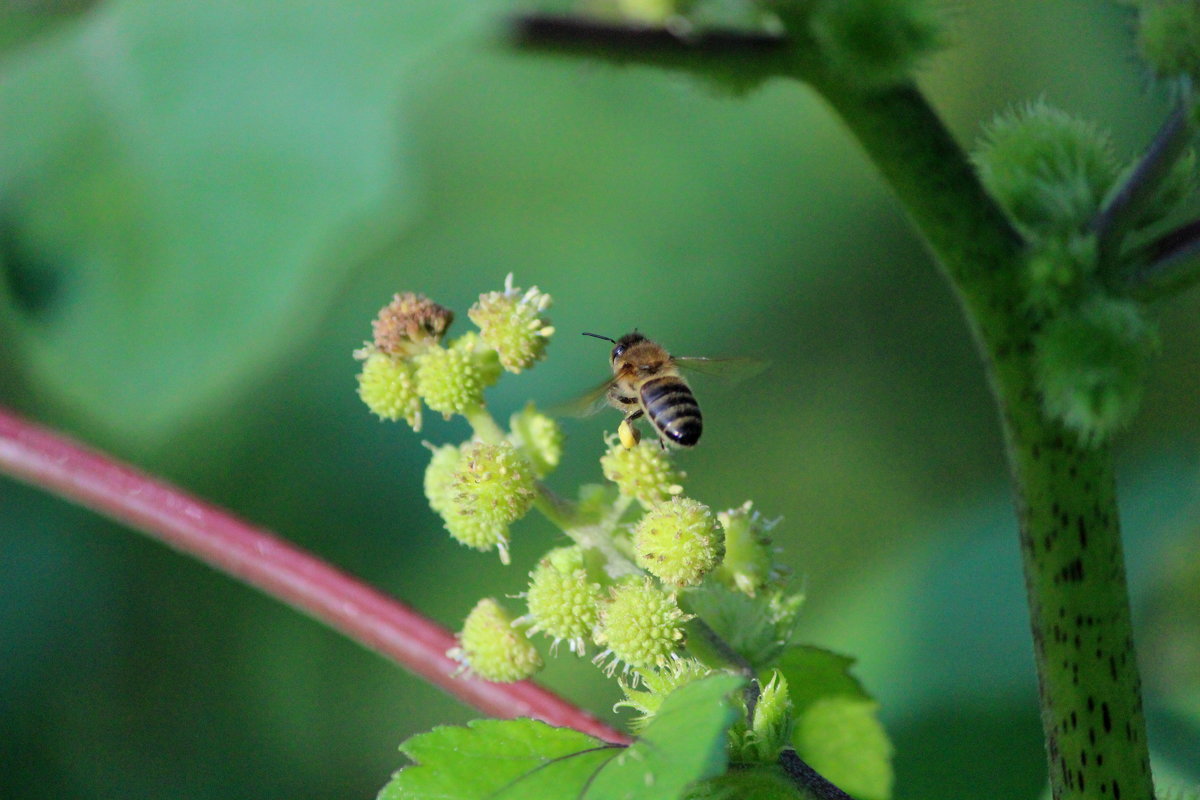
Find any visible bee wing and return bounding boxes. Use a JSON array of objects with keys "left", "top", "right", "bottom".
[
  {"left": 551, "top": 375, "right": 619, "bottom": 418},
  {"left": 673, "top": 356, "right": 767, "bottom": 384}
]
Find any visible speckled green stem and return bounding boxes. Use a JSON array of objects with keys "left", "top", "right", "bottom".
[
  {"left": 813, "top": 79, "right": 1154, "bottom": 800},
  {"left": 509, "top": 23, "right": 1156, "bottom": 797}
]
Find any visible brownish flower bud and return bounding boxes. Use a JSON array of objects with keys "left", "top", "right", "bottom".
[{"left": 371, "top": 292, "right": 454, "bottom": 356}]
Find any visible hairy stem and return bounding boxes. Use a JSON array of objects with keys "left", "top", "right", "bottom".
[
  {"left": 811, "top": 80, "right": 1153, "bottom": 800},
  {"left": 0, "top": 406, "right": 627, "bottom": 745}
]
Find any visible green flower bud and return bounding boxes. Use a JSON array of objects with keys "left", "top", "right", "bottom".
[
  {"left": 440, "top": 441, "right": 536, "bottom": 564},
  {"left": 594, "top": 578, "right": 691, "bottom": 674},
  {"left": 633, "top": 497, "right": 724, "bottom": 587},
  {"left": 449, "top": 598, "right": 543, "bottom": 683},
  {"left": 370, "top": 292, "right": 454, "bottom": 357},
  {"left": 809, "top": 0, "right": 943, "bottom": 89},
  {"left": 600, "top": 435, "right": 685, "bottom": 509},
  {"left": 974, "top": 102, "right": 1120, "bottom": 241},
  {"left": 509, "top": 403, "right": 564, "bottom": 479},
  {"left": 423, "top": 443, "right": 462, "bottom": 518},
  {"left": 1136, "top": 0, "right": 1200, "bottom": 82},
  {"left": 415, "top": 340, "right": 494, "bottom": 419},
  {"left": 524, "top": 546, "right": 605, "bottom": 655},
  {"left": 1034, "top": 296, "right": 1159, "bottom": 446},
  {"left": 468, "top": 273, "right": 555, "bottom": 373},
  {"left": 613, "top": 658, "right": 713, "bottom": 732},
  {"left": 733, "top": 670, "right": 792, "bottom": 763},
  {"left": 1023, "top": 234, "right": 1098, "bottom": 318},
  {"left": 713, "top": 501, "right": 776, "bottom": 597},
  {"left": 355, "top": 349, "right": 422, "bottom": 429}
]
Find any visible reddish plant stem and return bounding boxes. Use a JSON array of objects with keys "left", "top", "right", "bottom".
[{"left": 0, "top": 406, "right": 628, "bottom": 745}]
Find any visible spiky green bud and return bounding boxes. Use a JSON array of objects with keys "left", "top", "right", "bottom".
[
  {"left": 355, "top": 349, "right": 422, "bottom": 429},
  {"left": 1034, "top": 296, "right": 1158, "bottom": 446},
  {"left": 613, "top": 658, "right": 713, "bottom": 732},
  {"left": 633, "top": 497, "right": 724, "bottom": 587},
  {"left": 594, "top": 578, "right": 691, "bottom": 673},
  {"left": 730, "top": 670, "right": 792, "bottom": 763},
  {"left": 415, "top": 338, "right": 498, "bottom": 419},
  {"left": 600, "top": 435, "right": 685, "bottom": 509},
  {"left": 468, "top": 274, "right": 555, "bottom": 373},
  {"left": 449, "top": 598, "right": 543, "bottom": 683},
  {"left": 809, "top": 0, "right": 943, "bottom": 89},
  {"left": 424, "top": 442, "right": 463, "bottom": 518},
  {"left": 439, "top": 441, "right": 536, "bottom": 564},
  {"left": 1136, "top": 1, "right": 1200, "bottom": 82},
  {"left": 524, "top": 546, "right": 605, "bottom": 655},
  {"left": 974, "top": 102, "right": 1120, "bottom": 242},
  {"left": 713, "top": 501, "right": 776, "bottom": 597},
  {"left": 509, "top": 403, "right": 564, "bottom": 479},
  {"left": 1022, "top": 234, "right": 1098, "bottom": 318}
]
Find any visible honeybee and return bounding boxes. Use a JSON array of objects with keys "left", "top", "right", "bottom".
[{"left": 579, "top": 331, "right": 756, "bottom": 449}]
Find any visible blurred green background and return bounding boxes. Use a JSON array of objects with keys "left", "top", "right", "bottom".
[{"left": 1, "top": 1, "right": 1198, "bottom": 798}]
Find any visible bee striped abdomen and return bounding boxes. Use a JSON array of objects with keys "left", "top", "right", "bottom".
[{"left": 640, "top": 376, "right": 702, "bottom": 447}]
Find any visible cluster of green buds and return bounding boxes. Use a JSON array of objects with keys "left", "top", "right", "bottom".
[
  {"left": 973, "top": 98, "right": 1197, "bottom": 445},
  {"left": 353, "top": 279, "right": 806, "bottom": 755}
]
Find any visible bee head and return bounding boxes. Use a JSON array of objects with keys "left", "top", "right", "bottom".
[{"left": 583, "top": 331, "right": 647, "bottom": 363}]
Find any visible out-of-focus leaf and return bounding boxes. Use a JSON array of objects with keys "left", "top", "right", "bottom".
[{"left": 0, "top": 0, "right": 478, "bottom": 442}]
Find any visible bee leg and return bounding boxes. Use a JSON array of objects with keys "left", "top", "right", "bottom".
[{"left": 618, "top": 414, "right": 642, "bottom": 449}]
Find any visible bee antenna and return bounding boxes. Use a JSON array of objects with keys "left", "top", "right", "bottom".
[{"left": 581, "top": 332, "right": 616, "bottom": 343}]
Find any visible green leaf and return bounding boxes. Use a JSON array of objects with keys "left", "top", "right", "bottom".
[
  {"left": 380, "top": 718, "right": 614, "bottom": 800},
  {"left": 774, "top": 645, "right": 893, "bottom": 800},
  {"left": 382, "top": 674, "right": 745, "bottom": 800},
  {"left": 0, "top": 0, "right": 478, "bottom": 443},
  {"left": 588, "top": 673, "right": 745, "bottom": 800}
]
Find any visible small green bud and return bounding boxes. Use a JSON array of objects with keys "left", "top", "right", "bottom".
[
  {"left": 735, "top": 670, "right": 792, "bottom": 763},
  {"left": 594, "top": 578, "right": 692, "bottom": 674},
  {"left": 449, "top": 598, "right": 543, "bottom": 683},
  {"left": 524, "top": 546, "right": 605, "bottom": 655},
  {"left": 1034, "top": 296, "right": 1159, "bottom": 446},
  {"left": 713, "top": 501, "right": 776, "bottom": 597},
  {"left": 355, "top": 349, "right": 422, "bottom": 429},
  {"left": 468, "top": 274, "right": 555, "bottom": 373},
  {"left": 613, "top": 658, "right": 713, "bottom": 732},
  {"left": 423, "top": 442, "right": 463, "bottom": 519},
  {"left": 509, "top": 403, "right": 564, "bottom": 479},
  {"left": 369, "top": 292, "right": 454, "bottom": 357},
  {"left": 1136, "top": 1, "right": 1200, "bottom": 82},
  {"left": 440, "top": 441, "right": 536, "bottom": 564},
  {"left": 415, "top": 340, "right": 495, "bottom": 419},
  {"left": 974, "top": 102, "right": 1120, "bottom": 241},
  {"left": 600, "top": 435, "right": 685, "bottom": 509},
  {"left": 809, "top": 0, "right": 943, "bottom": 89},
  {"left": 1022, "top": 233, "right": 1098, "bottom": 318},
  {"left": 633, "top": 497, "right": 724, "bottom": 587}
]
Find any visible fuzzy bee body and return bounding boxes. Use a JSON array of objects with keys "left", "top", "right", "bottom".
[{"left": 585, "top": 331, "right": 703, "bottom": 448}]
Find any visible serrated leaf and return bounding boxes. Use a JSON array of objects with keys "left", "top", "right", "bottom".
[
  {"left": 774, "top": 645, "right": 893, "bottom": 800},
  {"left": 382, "top": 675, "right": 745, "bottom": 800},
  {"left": 587, "top": 673, "right": 745, "bottom": 800},
  {"left": 380, "top": 718, "right": 615, "bottom": 800},
  {"left": 0, "top": 0, "right": 480, "bottom": 443}
]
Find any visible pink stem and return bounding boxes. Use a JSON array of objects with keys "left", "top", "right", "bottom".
[{"left": 0, "top": 406, "right": 628, "bottom": 745}]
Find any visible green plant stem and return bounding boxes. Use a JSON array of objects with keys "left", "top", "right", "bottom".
[
  {"left": 811, "top": 79, "right": 1153, "bottom": 800},
  {"left": 465, "top": 405, "right": 508, "bottom": 444},
  {"left": 509, "top": 22, "right": 1156, "bottom": 797}
]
